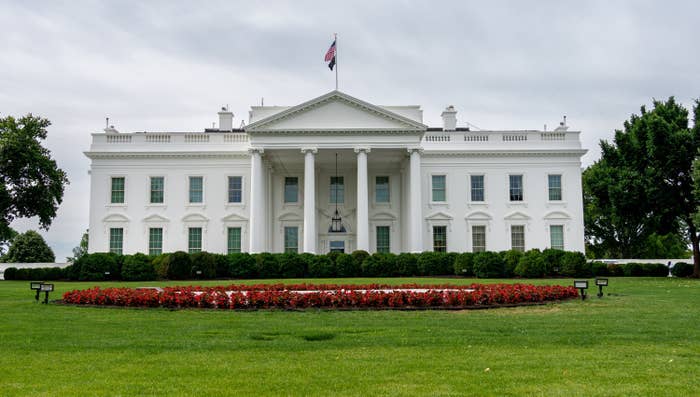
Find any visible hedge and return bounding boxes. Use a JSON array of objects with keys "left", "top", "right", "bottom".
[{"left": 3, "top": 250, "right": 691, "bottom": 281}]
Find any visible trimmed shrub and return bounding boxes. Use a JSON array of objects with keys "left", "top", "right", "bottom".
[
  {"left": 672, "top": 262, "right": 694, "bottom": 277},
  {"left": 75, "top": 253, "right": 119, "bottom": 281},
  {"left": 607, "top": 263, "right": 624, "bottom": 277},
  {"left": 3, "top": 267, "right": 18, "bottom": 280},
  {"left": 473, "top": 251, "right": 505, "bottom": 278},
  {"left": 591, "top": 261, "right": 609, "bottom": 276},
  {"left": 514, "top": 249, "right": 545, "bottom": 278},
  {"left": 121, "top": 253, "right": 156, "bottom": 281},
  {"left": 417, "top": 252, "right": 441, "bottom": 275},
  {"left": 362, "top": 253, "right": 399, "bottom": 277},
  {"left": 351, "top": 250, "right": 370, "bottom": 271},
  {"left": 501, "top": 250, "right": 523, "bottom": 277},
  {"left": 541, "top": 249, "right": 565, "bottom": 275},
  {"left": 453, "top": 253, "right": 474, "bottom": 276},
  {"left": 278, "top": 253, "right": 306, "bottom": 278},
  {"left": 560, "top": 251, "right": 589, "bottom": 277},
  {"left": 335, "top": 253, "right": 359, "bottom": 277},
  {"left": 227, "top": 253, "right": 256, "bottom": 278},
  {"left": 255, "top": 253, "right": 280, "bottom": 279},
  {"left": 214, "top": 254, "right": 230, "bottom": 278},
  {"left": 165, "top": 251, "right": 192, "bottom": 280},
  {"left": 308, "top": 255, "right": 334, "bottom": 278},
  {"left": 152, "top": 254, "right": 170, "bottom": 280},
  {"left": 397, "top": 253, "right": 419, "bottom": 276},
  {"left": 642, "top": 263, "right": 669, "bottom": 277},
  {"left": 622, "top": 262, "right": 644, "bottom": 277},
  {"left": 190, "top": 252, "right": 218, "bottom": 279}
]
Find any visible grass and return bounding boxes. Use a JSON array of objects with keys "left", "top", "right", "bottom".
[{"left": 0, "top": 277, "right": 698, "bottom": 396}]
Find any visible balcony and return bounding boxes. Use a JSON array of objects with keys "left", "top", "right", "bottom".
[
  {"left": 89, "top": 132, "right": 250, "bottom": 154},
  {"left": 420, "top": 130, "right": 583, "bottom": 152}
]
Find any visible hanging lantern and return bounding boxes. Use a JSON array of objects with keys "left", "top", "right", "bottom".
[{"left": 329, "top": 152, "right": 346, "bottom": 233}]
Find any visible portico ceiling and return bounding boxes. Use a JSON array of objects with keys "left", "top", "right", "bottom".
[{"left": 264, "top": 148, "right": 406, "bottom": 173}]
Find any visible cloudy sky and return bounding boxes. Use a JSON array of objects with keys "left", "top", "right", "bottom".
[{"left": 1, "top": 0, "right": 698, "bottom": 260}]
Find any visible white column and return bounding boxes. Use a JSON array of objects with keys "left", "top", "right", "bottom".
[
  {"left": 249, "top": 148, "right": 265, "bottom": 253},
  {"left": 302, "top": 148, "right": 317, "bottom": 253},
  {"left": 409, "top": 148, "right": 423, "bottom": 252},
  {"left": 355, "top": 147, "right": 370, "bottom": 252}
]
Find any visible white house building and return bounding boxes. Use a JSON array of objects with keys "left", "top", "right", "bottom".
[{"left": 85, "top": 90, "right": 586, "bottom": 255}]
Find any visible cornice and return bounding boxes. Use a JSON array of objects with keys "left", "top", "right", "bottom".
[
  {"left": 420, "top": 149, "right": 588, "bottom": 158},
  {"left": 84, "top": 151, "right": 251, "bottom": 160},
  {"left": 246, "top": 128, "right": 425, "bottom": 135}
]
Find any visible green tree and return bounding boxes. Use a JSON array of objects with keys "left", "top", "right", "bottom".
[
  {"left": 584, "top": 98, "right": 700, "bottom": 277},
  {"left": 0, "top": 114, "right": 68, "bottom": 242},
  {"left": 66, "top": 229, "right": 89, "bottom": 263},
  {"left": 3, "top": 230, "right": 55, "bottom": 263}
]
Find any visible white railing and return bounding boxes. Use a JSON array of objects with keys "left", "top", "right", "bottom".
[
  {"left": 541, "top": 132, "right": 566, "bottom": 141},
  {"left": 94, "top": 132, "right": 250, "bottom": 149},
  {"left": 106, "top": 135, "right": 132, "bottom": 143},
  {"left": 421, "top": 130, "right": 580, "bottom": 148},
  {"left": 502, "top": 133, "right": 528, "bottom": 142},
  {"left": 224, "top": 133, "right": 248, "bottom": 143},
  {"left": 184, "top": 134, "right": 210, "bottom": 143},
  {"left": 146, "top": 134, "right": 171, "bottom": 143},
  {"left": 464, "top": 134, "right": 489, "bottom": 142}
]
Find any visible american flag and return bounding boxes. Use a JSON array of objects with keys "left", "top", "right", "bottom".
[{"left": 324, "top": 40, "right": 336, "bottom": 62}]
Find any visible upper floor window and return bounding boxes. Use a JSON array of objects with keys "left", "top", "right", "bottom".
[
  {"left": 511, "top": 225, "right": 525, "bottom": 252},
  {"left": 284, "top": 177, "right": 298, "bottom": 203},
  {"left": 330, "top": 176, "right": 344, "bottom": 204},
  {"left": 470, "top": 175, "right": 484, "bottom": 202},
  {"left": 109, "top": 227, "right": 123, "bottom": 254},
  {"left": 432, "top": 175, "right": 446, "bottom": 202},
  {"left": 433, "top": 225, "right": 447, "bottom": 252},
  {"left": 111, "top": 177, "right": 125, "bottom": 204},
  {"left": 228, "top": 176, "right": 242, "bottom": 203},
  {"left": 150, "top": 177, "right": 164, "bottom": 204},
  {"left": 509, "top": 175, "right": 523, "bottom": 201},
  {"left": 375, "top": 176, "right": 390, "bottom": 203},
  {"left": 189, "top": 176, "right": 203, "bottom": 203},
  {"left": 548, "top": 174, "right": 562, "bottom": 201}
]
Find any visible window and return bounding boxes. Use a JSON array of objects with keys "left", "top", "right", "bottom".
[
  {"left": 150, "top": 177, "right": 164, "bottom": 204},
  {"left": 227, "top": 227, "right": 241, "bottom": 254},
  {"left": 472, "top": 225, "right": 486, "bottom": 252},
  {"left": 188, "top": 227, "right": 202, "bottom": 253},
  {"left": 550, "top": 225, "right": 564, "bottom": 250},
  {"left": 329, "top": 241, "right": 345, "bottom": 253},
  {"left": 149, "top": 228, "right": 163, "bottom": 256},
  {"left": 111, "top": 177, "right": 125, "bottom": 204},
  {"left": 284, "top": 227, "right": 298, "bottom": 253},
  {"left": 330, "top": 176, "right": 344, "bottom": 204},
  {"left": 432, "top": 175, "right": 446, "bottom": 202},
  {"left": 509, "top": 175, "right": 523, "bottom": 201},
  {"left": 284, "top": 177, "right": 299, "bottom": 203},
  {"left": 433, "top": 226, "right": 447, "bottom": 252},
  {"left": 548, "top": 174, "right": 562, "bottom": 201},
  {"left": 376, "top": 226, "right": 390, "bottom": 253},
  {"left": 470, "top": 175, "right": 484, "bottom": 202},
  {"left": 228, "top": 176, "right": 242, "bottom": 203},
  {"left": 109, "top": 228, "right": 123, "bottom": 254},
  {"left": 189, "top": 176, "right": 203, "bottom": 203},
  {"left": 511, "top": 225, "right": 525, "bottom": 252},
  {"left": 375, "top": 176, "right": 390, "bottom": 203}
]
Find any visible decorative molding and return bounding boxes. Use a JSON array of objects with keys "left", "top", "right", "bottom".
[
  {"left": 182, "top": 213, "right": 209, "bottom": 223},
  {"left": 465, "top": 210, "right": 493, "bottom": 221},
  {"left": 85, "top": 151, "right": 250, "bottom": 160},
  {"left": 504, "top": 211, "right": 531, "bottom": 221},
  {"left": 102, "top": 213, "right": 130, "bottom": 223},
  {"left": 300, "top": 147, "right": 318, "bottom": 154},
  {"left": 543, "top": 210, "right": 572, "bottom": 220},
  {"left": 142, "top": 214, "right": 169, "bottom": 223}
]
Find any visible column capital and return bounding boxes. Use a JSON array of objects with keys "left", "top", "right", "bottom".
[
  {"left": 301, "top": 147, "right": 318, "bottom": 154},
  {"left": 354, "top": 147, "right": 371, "bottom": 154},
  {"left": 407, "top": 147, "right": 423, "bottom": 155},
  {"left": 248, "top": 147, "right": 264, "bottom": 155}
]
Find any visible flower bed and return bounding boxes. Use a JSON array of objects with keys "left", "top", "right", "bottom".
[{"left": 62, "top": 283, "right": 579, "bottom": 310}]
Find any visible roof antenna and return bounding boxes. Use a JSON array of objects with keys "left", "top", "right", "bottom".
[
  {"left": 106, "top": 117, "right": 109, "bottom": 129},
  {"left": 261, "top": 97, "right": 264, "bottom": 106}
]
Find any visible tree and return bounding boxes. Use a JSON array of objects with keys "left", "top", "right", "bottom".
[
  {"left": 66, "top": 229, "right": 89, "bottom": 263},
  {"left": 3, "top": 230, "right": 55, "bottom": 263},
  {"left": 583, "top": 98, "right": 700, "bottom": 277},
  {"left": 0, "top": 114, "right": 68, "bottom": 243}
]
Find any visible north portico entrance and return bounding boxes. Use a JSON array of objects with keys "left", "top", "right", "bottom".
[{"left": 244, "top": 90, "right": 427, "bottom": 254}]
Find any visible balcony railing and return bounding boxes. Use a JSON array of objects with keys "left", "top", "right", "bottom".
[
  {"left": 421, "top": 130, "right": 580, "bottom": 148},
  {"left": 92, "top": 132, "right": 249, "bottom": 150}
]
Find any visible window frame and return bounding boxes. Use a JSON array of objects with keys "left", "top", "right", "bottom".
[
  {"left": 510, "top": 225, "right": 526, "bottom": 252},
  {"left": 110, "top": 176, "right": 126, "bottom": 205},
  {"left": 109, "top": 227, "right": 124, "bottom": 254},
  {"left": 284, "top": 226, "right": 299, "bottom": 253},
  {"left": 188, "top": 176, "right": 205, "bottom": 204},
  {"left": 375, "top": 225, "right": 391, "bottom": 253},
  {"left": 432, "top": 225, "right": 448, "bottom": 252},
  {"left": 330, "top": 176, "right": 345, "bottom": 204},
  {"left": 471, "top": 225, "right": 487, "bottom": 253},
  {"left": 548, "top": 174, "right": 563, "bottom": 201},
  {"left": 469, "top": 174, "right": 485, "bottom": 202},
  {"left": 227, "top": 175, "right": 243, "bottom": 204},
  {"left": 375, "top": 176, "right": 390, "bottom": 204},
  {"left": 431, "top": 174, "right": 447, "bottom": 203},
  {"left": 550, "top": 224, "right": 565, "bottom": 250},
  {"left": 148, "top": 227, "right": 163, "bottom": 256},
  {"left": 509, "top": 174, "right": 524, "bottom": 202},
  {"left": 227, "top": 227, "right": 242, "bottom": 254},
  {"left": 188, "top": 227, "right": 203, "bottom": 253},
  {"left": 284, "top": 176, "right": 299, "bottom": 204},
  {"left": 149, "top": 176, "right": 165, "bottom": 204}
]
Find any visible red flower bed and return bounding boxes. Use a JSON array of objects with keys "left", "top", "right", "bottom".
[{"left": 62, "top": 283, "right": 579, "bottom": 310}]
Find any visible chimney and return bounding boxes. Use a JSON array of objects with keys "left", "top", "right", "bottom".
[
  {"left": 218, "top": 105, "right": 233, "bottom": 131},
  {"left": 441, "top": 105, "right": 457, "bottom": 131}
]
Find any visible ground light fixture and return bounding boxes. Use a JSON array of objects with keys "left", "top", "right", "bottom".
[
  {"left": 30, "top": 281, "right": 43, "bottom": 302},
  {"left": 39, "top": 283, "right": 54, "bottom": 304},
  {"left": 574, "top": 280, "right": 588, "bottom": 300},
  {"left": 595, "top": 277, "right": 609, "bottom": 298}
]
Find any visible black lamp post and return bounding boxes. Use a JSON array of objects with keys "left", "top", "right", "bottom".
[
  {"left": 574, "top": 280, "right": 588, "bottom": 301},
  {"left": 30, "top": 281, "right": 43, "bottom": 302},
  {"left": 595, "top": 278, "right": 608, "bottom": 298},
  {"left": 39, "top": 283, "right": 54, "bottom": 304}
]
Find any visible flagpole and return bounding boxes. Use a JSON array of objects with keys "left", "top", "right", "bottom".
[{"left": 334, "top": 33, "right": 338, "bottom": 91}]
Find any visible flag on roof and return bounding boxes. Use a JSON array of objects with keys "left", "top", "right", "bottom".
[{"left": 324, "top": 40, "right": 336, "bottom": 70}]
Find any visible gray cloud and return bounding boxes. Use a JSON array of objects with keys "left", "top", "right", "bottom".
[{"left": 1, "top": 0, "right": 698, "bottom": 259}]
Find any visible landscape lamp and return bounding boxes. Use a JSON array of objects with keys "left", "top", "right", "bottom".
[
  {"left": 574, "top": 280, "right": 588, "bottom": 301},
  {"left": 595, "top": 278, "right": 608, "bottom": 298},
  {"left": 30, "top": 281, "right": 43, "bottom": 302},
  {"left": 39, "top": 283, "right": 54, "bottom": 304}
]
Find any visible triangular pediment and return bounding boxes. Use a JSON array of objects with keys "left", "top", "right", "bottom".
[
  {"left": 425, "top": 211, "right": 453, "bottom": 221},
  {"left": 245, "top": 91, "right": 426, "bottom": 133},
  {"left": 504, "top": 211, "right": 531, "bottom": 221}
]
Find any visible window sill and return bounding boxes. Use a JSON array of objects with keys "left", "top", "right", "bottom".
[
  {"left": 186, "top": 204, "right": 206, "bottom": 210},
  {"left": 145, "top": 203, "right": 166, "bottom": 209},
  {"left": 225, "top": 203, "right": 246, "bottom": 209},
  {"left": 372, "top": 202, "right": 392, "bottom": 209},
  {"left": 105, "top": 203, "right": 127, "bottom": 208},
  {"left": 467, "top": 202, "right": 488, "bottom": 207},
  {"left": 546, "top": 200, "right": 567, "bottom": 206},
  {"left": 506, "top": 201, "right": 528, "bottom": 207}
]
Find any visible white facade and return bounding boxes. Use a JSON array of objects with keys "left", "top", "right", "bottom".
[{"left": 85, "top": 91, "right": 586, "bottom": 255}]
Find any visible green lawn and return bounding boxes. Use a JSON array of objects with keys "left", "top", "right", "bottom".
[{"left": 1, "top": 277, "right": 698, "bottom": 396}]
